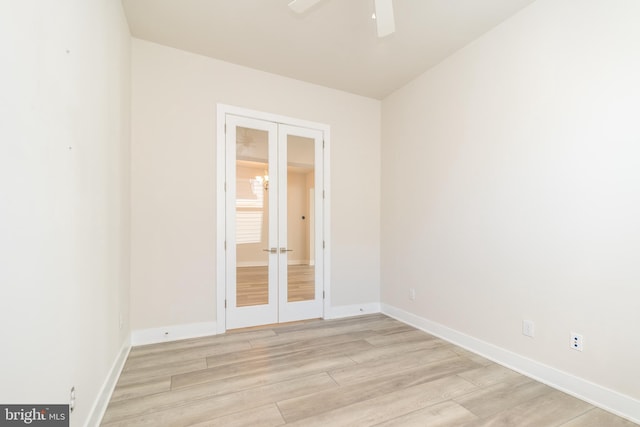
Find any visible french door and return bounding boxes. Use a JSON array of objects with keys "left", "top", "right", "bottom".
[{"left": 225, "top": 114, "right": 324, "bottom": 329}]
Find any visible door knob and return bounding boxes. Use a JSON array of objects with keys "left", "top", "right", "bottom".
[
  {"left": 279, "top": 248, "right": 293, "bottom": 253},
  {"left": 262, "top": 248, "right": 278, "bottom": 253}
]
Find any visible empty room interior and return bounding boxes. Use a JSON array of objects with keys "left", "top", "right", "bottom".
[{"left": 2, "top": 0, "right": 639, "bottom": 426}]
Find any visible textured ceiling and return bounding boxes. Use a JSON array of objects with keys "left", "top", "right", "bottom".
[{"left": 122, "top": 0, "right": 536, "bottom": 99}]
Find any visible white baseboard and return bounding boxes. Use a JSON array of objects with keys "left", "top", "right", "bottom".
[
  {"left": 381, "top": 303, "right": 640, "bottom": 425},
  {"left": 131, "top": 321, "right": 218, "bottom": 346},
  {"left": 325, "top": 302, "right": 381, "bottom": 320},
  {"left": 85, "top": 335, "right": 131, "bottom": 427}
]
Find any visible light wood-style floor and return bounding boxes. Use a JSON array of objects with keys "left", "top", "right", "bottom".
[
  {"left": 102, "top": 314, "right": 637, "bottom": 426},
  {"left": 236, "top": 265, "right": 315, "bottom": 307}
]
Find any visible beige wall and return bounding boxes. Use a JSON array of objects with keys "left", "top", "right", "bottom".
[
  {"left": 0, "top": 1, "right": 131, "bottom": 425},
  {"left": 131, "top": 39, "right": 381, "bottom": 330},
  {"left": 382, "top": 0, "right": 640, "bottom": 405}
]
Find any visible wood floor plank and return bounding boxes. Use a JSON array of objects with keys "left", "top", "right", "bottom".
[
  {"left": 454, "top": 378, "right": 550, "bottom": 419},
  {"left": 346, "top": 336, "right": 448, "bottom": 364},
  {"left": 370, "top": 323, "right": 421, "bottom": 335},
  {"left": 278, "top": 357, "right": 482, "bottom": 422},
  {"left": 172, "top": 343, "right": 359, "bottom": 389},
  {"left": 559, "top": 408, "right": 639, "bottom": 427},
  {"left": 104, "top": 353, "right": 353, "bottom": 424},
  {"left": 207, "top": 329, "right": 376, "bottom": 365},
  {"left": 329, "top": 346, "right": 460, "bottom": 386},
  {"left": 237, "top": 317, "right": 386, "bottom": 339},
  {"left": 117, "top": 358, "right": 207, "bottom": 387},
  {"left": 342, "top": 317, "right": 416, "bottom": 333},
  {"left": 102, "top": 373, "right": 336, "bottom": 427},
  {"left": 450, "top": 347, "right": 494, "bottom": 367},
  {"left": 364, "top": 329, "right": 435, "bottom": 346},
  {"left": 284, "top": 375, "right": 478, "bottom": 427},
  {"left": 462, "top": 389, "right": 592, "bottom": 427},
  {"left": 248, "top": 323, "right": 382, "bottom": 348},
  {"left": 124, "top": 340, "right": 252, "bottom": 371},
  {"left": 187, "top": 404, "right": 285, "bottom": 427},
  {"left": 376, "top": 400, "right": 479, "bottom": 427},
  {"left": 206, "top": 335, "right": 373, "bottom": 369},
  {"left": 109, "top": 377, "right": 171, "bottom": 403},
  {"left": 127, "top": 329, "right": 276, "bottom": 359},
  {"left": 457, "top": 363, "right": 529, "bottom": 388},
  {"left": 267, "top": 313, "right": 387, "bottom": 334}
]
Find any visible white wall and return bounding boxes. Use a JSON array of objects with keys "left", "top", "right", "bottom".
[
  {"left": 382, "top": 0, "right": 640, "bottom": 415},
  {"left": 0, "top": 1, "right": 131, "bottom": 426},
  {"left": 131, "top": 39, "right": 381, "bottom": 330}
]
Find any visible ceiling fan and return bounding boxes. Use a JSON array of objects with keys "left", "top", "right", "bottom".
[{"left": 288, "top": 0, "right": 396, "bottom": 38}]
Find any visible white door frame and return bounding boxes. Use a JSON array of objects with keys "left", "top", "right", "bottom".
[{"left": 216, "top": 104, "right": 331, "bottom": 333}]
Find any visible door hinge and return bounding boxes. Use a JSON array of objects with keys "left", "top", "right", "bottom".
[
  {"left": 323, "top": 240, "right": 325, "bottom": 249},
  {"left": 323, "top": 290, "right": 325, "bottom": 299},
  {"left": 224, "top": 240, "right": 227, "bottom": 250},
  {"left": 322, "top": 140, "right": 325, "bottom": 149},
  {"left": 224, "top": 182, "right": 227, "bottom": 192},
  {"left": 224, "top": 299, "right": 227, "bottom": 308},
  {"left": 225, "top": 123, "right": 227, "bottom": 133},
  {"left": 322, "top": 190, "right": 325, "bottom": 199}
]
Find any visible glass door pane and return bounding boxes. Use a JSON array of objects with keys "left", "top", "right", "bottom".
[
  {"left": 286, "top": 134, "right": 316, "bottom": 302},
  {"left": 235, "top": 126, "right": 270, "bottom": 307}
]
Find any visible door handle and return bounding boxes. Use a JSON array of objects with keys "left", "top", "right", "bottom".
[
  {"left": 279, "top": 248, "right": 294, "bottom": 253},
  {"left": 262, "top": 248, "right": 278, "bottom": 253}
]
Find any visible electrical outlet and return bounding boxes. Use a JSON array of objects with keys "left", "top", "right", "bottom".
[
  {"left": 571, "top": 332, "right": 584, "bottom": 351},
  {"left": 69, "top": 386, "right": 76, "bottom": 413},
  {"left": 409, "top": 288, "right": 416, "bottom": 301},
  {"left": 522, "top": 320, "right": 535, "bottom": 337}
]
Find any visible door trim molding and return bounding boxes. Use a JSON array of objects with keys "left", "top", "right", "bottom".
[{"left": 216, "top": 104, "right": 331, "bottom": 333}]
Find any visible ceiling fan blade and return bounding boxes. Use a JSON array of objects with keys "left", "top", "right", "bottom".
[
  {"left": 374, "top": 0, "right": 395, "bottom": 37},
  {"left": 288, "top": 0, "right": 324, "bottom": 14}
]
